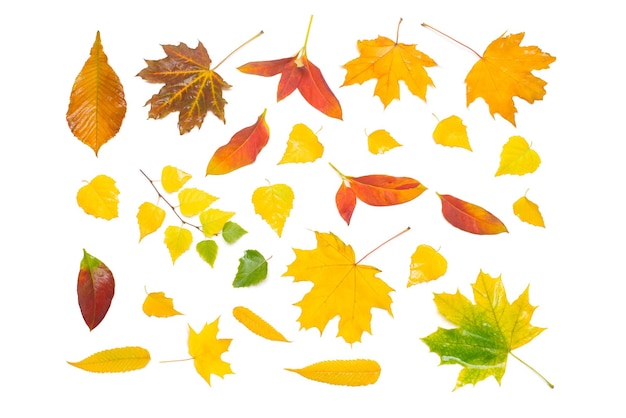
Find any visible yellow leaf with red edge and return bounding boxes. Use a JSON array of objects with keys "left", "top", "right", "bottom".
[
  {"left": 142, "top": 291, "right": 182, "bottom": 317},
  {"left": 432, "top": 115, "right": 471, "bottom": 151},
  {"left": 367, "top": 129, "right": 402, "bottom": 154},
  {"left": 283, "top": 231, "right": 394, "bottom": 344},
  {"left": 232, "top": 306, "right": 289, "bottom": 342},
  {"left": 68, "top": 346, "right": 150, "bottom": 373},
  {"left": 67, "top": 31, "right": 126, "bottom": 156},
  {"left": 137, "top": 202, "right": 165, "bottom": 241},
  {"left": 408, "top": 245, "right": 447, "bottom": 287},
  {"left": 466, "top": 32, "right": 556, "bottom": 126},
  {"left": 278, "top": 123, "right": 323, "bottom": 164},
  {"left": 286, "top": 359, "right": 380, "bottom": 386},
  {"left": 252, "top": 183, "right": 294, "bottom": 237},
  {"left": 178, "top": 188, "right": 218, "bottom": 217},
  {"left": 199, "top": 209, "right": 234, "bottom": 236},
  {"left": 513, "top": 195, "right": 545, "bottom": 227},
  {"left": 77, "top": 174, "right": 119, "bottom": 220},
  {"left": 496, "top": 136, "right": 541, "bottom": 176},
  {"left": 438, "top": 193, "right": 508, "bottom": 235},
  {"left": 188, "top": 318, "right": 233, "bottom": 386},
  {"left": 163, "top": 226, "right": 192, "bottom": 263},
  {"left": 161, "top": 166, "right": 191, "bottom": 193}
]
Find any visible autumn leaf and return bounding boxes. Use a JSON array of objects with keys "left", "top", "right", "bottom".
[
  {"left": 142, "top": 291, "right": 182, "bottom": 317},
  {"left": 232, "top": 250, "right": 268, "bottom": 288},
  {"left": 252, "top": 183, "right": 294, "bottom": 237},
  {"left": 68, "top": 346, "right": 150, "bottom": 373},
  {"left": 197, "top": 240, "right": 218, "bottom": 267},
  {"left": 76, "top": 174, "right": 119, "bottom": 220},
  {"left": 238, "top": 16, "right": 342, "bottom": 119},
  {"left": 188, "top": 318, "right": 233, "bottom": 386},
  {"left": 137, "top": 202, "right": 166, "bottom": 241},
  {"left": 513, "top": 194, "right": 545, "bottom": 227},
  {"left": 178, "top": 187, "right": 218, "bottom": 217},
  {"left": 77, "top": 249, "right": 115, "bottom": 331},
  {"left": 137, "top": 40, "right": 230, "bottom": 134},
  {"left": 206, "top": 110, "right": 270, "bottom": 175},
  {"left": 232, "top": 306, "right": 289, "bottom": 342},
  {"left": 67, "top": 31, "right": 126, "bottom": 155},
  {"left": 278, "top": 123, "right": 324, "bottom": 164},
  {"left": 496, "top": 136, "right": 541, "bottom": 176},
  {"left": 438, "top": 193, "right": 508, "bottom": 235},
  {"left": 222, "top": 221, "right": 247, "bottom": 244},
  {"left": 367, "top": 129, "right": 402, "bottom": 154},
  {"left": 199, "top": 208, "right": 234, "bottom": 236},
  {"left": 342, "top": 19, "right": 436, "bottom": 107},
  {"left": 164, "top": 225, "right": 193, "bottom": 263},
  {"left": 408, "top": 244, "right": 447, "bottom": 287},
  {"left": 286, "top": 359, "right": 380, "bottom": 386},
  {"left": 335, "top": 182, "right": 357, "bottom": 225},
  {"left": 432, "top": 115, "right": 471, "bottom": 151},
  {"left": 422, "top": 271, "right": 552, "bottom": 389},
  {"left": 161, "top": 165, "right": 191, "bottom": 193}
]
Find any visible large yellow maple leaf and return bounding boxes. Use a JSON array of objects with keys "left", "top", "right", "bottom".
[{"left": 283, "top": 231, "right": 393, "bottom": 344}]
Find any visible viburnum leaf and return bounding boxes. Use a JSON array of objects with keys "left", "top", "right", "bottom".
[
  {"left": 161, "top": 165, "right": 191, "bottom": 193},
  {"left": 196, "top": 239, "right": 218, "bottom": 267},
  {"left": 496, "top": 136, "right": 541, "bottom": 176},
  {"left": 137, "top": 41, "right": 230, "bottom": 134},
  {"left": 422, "top": 271, "right": 551, "bottom": 389},
  {"left": 188, "top": 318, "right": 233, "bottom": 386},
  {"left": 164, "top": 226, "right": 192, "bottom": 263},
  {"left": 232, "top": 306, "right": 289, "bottom": 342},
  {"left": 438, "top": 193, "right": 508, "bottom": 235},
  {"left": 408, "top": 244, "right": 447, "bottom": 287},
  {"left": 137, "top": 202, "right": 166, "bottom": 241},
  {"left": 252, "top": 183, "right": 294, "bottom": 237},
  {"left": 286, "top": 359, "right": 380, "bottom": 386},
  {"left": 77, "top": 249, "right": 115, "bottom": 331},
  {"left": 68, "top": 346, "right": 150, "bottom": 373},
  {"left": 238, "top": 16, "right": 342, "bottom": 119},
  {"left": 142, "top": 291, "right": 182, "bottom": 317},
  {"left": 432, "top": 115, "right": 472, "bottom": 151},
  {"left": 513, "top": 194, "right": 545, "bottom": 227},
  {"left": 178, "top": 188, "right": 218, "bottom": 217},
  {"left": 206, "top": 110, "right": 270, "bottom": 175},
  {"left": 221, "top": 221, "right": 247, "bottom": 244},
  {"left": 367, "top": 129, "right": 402, "bottom": 154},
  {"left": 278, "top": 123, "right": 323, "bottom": 164},
  {"left": 342, "top": 19, "right": 436, "bottom": 107},
  {"left": 76, "top": 174, "right": 119, "bottom": 220},
  {"left": 199, "top": 208, "right": 235, "bottom": 236},
  {"left": 232, "top": 250, "right": 268, "bottom": 288},
  {"left": 67, "top": 31, "right": 126, "bottom": 156}
]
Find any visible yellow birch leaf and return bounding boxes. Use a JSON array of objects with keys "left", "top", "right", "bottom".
[
  {"left": 232, "top": 306, "right": 289, "bottom": 342},
  {"left": 142, "top": 291, "right": 182, "bottom": 317},
  {"left": 188, "top": 318, "right": 233, "bottom": 386},
  {"left": 76, "top": 174, "right": 119, "bottom": 220},
  {"left": 286, "top": 359, "right": 380, "bottom": 386},
  {"left": 164, "top": 226, "right": 192, "bottom": 263},
  {"left": 199, "top": 209, "right": 234, "bottom": 236},
  {"left": 161, "top": 165, "right": 191, "bottom": 193},
  {"left": 408, "top": 244, "right": 447, "bottom": 287},
  {"left": 496, "top": 136, "right": 541, "bottom": 176},
  {"left": 66, "top": 31, "right": 126, "bottom": 156},
  {"left": 68, "top": 346, "right": 150, "bottom": 373},
  {"left": 252, "top": 183, "right": 294, "bottom": 237},
  {"left": 278, "top": 123, "right": 324, "bottom": 164},
  {"left": 137, "top": 202, "right": 166, "bottom": 241},
  {"left": 178, "top": 188, "right": 218, "bottom": 217},
  {"left": 513, "top": 195, "right": 545, "bottom": 227},
  {"left": 432, "top": 115, "right": 472, "bottom": 150},
  {"left": 367, "top": 129, "right": 402, "bottom": 154}
]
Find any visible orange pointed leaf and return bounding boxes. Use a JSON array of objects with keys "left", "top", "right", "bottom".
[
  {"left": 335, "top": 182, "right": 357, "bottom": 225},
  {"left": 438, "top": 193, "right": 508, "bottom": 235},
  {"left": 188, "top": 318, "right": 233, "bottom": 386}
]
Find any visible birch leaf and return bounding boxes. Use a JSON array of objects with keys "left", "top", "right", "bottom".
[
  {"left": 196, "top": 239, "right": 218, "bottom": 267},
  {"left": 161, "top": 165, "right": 191, "bottom": 193},
  {"left": 252, "top": 183, "right": 294, "bottom": 237},
  {"left": 278, "top": 123, "right": 324, "bottom": 164},
  {"left": 199, "top": 209, "right": 235, "bottom": 236},
  {"left": 142, "top": 291, "right": 182, "bottom": 317},
  {"left": 408, "top": 245, "right": 447, "bottom": 287},
  {"left": 513, "top": 195, "right": 545, "bottom": 227},
  {"left": 178, "top": 188, "right": 218, "bottom": 217},
  {"left": 164, "top": 226, "right": 192, "bottom": 263},
  {"left": 367, "top": 129, "right": 402, "bottom": 154},
  {"left": 432, "top": 115, "right": 471, "bottom": 150},
  {"left": 76, "top": 174, "right": 119, "bottom": 220},
  {"left": 137, "top": 202, "right": 166, "bottom": 241},
  {"left": 496, "top": 136, "right": 541, "bottom": 176}
]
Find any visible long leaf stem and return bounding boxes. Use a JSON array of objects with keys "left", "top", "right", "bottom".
[
  {"left": 510, "top": 351, "right": 554, "bottom": 389},
  {"left": 356, "top": 227, "right": 411, "bottom": 265},
  {"left": 395, "top": 18, "right": 403, "bottom": 45},
  {"left": 421, "top": 23, "right": 482, "bottom": 58},
  {"left": 300, "top": 15, "right": 314, "bottom": 57},
  {"left": 213, "top": 30, "right": 264, "bottom": 70}
]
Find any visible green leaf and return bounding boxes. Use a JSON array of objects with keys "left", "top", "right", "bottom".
[
  {"left": 197, "top": 240, "right": 218, "bottom": 267},
  {"left": 232, "top": 250, "right": 268, "bottom": 288},
  {"left": 222, "top": 221, "right": 247, "bottom": 244}
]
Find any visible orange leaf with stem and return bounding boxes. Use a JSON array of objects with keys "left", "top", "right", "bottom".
[
  {"left": 335, "top": 182, "right": 357, "bottom": 225},
  {"left": 438, "top": 193, "right": 508, "bottom": 235}
]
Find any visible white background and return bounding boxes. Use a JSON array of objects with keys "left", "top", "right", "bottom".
[{"left": 1, "top": 0, "right": 624, "bottom": 416}]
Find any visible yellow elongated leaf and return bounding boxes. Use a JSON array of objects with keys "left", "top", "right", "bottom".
[
  {"left": 76, "top": 174, "right": 119, "bottom": 220},
  {"left": 252, "top": 183, "right": 294, "bottom": 237},
  {"left": 496, "top": 136, "right": 541, "bottom": 176},
  {"left": 137, "top": 202, "right": 166, "bottom": 241},
  {"left": 408, "top": 244, "right": 447, "bottom": 287},
  {"left": 513, "top": 195, "right": 545, "bottom": 227},
  {"left": 161, "top": 165, "right": 192, "bottom": 193},
  {"left": 278, "top": 123, "right": 324, "bottom": 164},
  {"left": 188, "top": 318, "right": 233, "bottom": 386},
  {"left": 178, "top": 188, "right": 218, "bottom": 217},
  {"left": 367, "top": 129, "right": 402, "bottom": 154},
  {"left": 199, "top": 209, "right": 234, "bottom": 236},
  {"left": 67, "top": 31, "right": 126, "bottom": 156},
  {"left": 432, "top": 115, "right": 471, "bottom": 150},
  {"left": 286, "top": 359, "right": 380, "bottom": 386},
  {"left": 164, "top": 226, "right": 192, "bottom": 263},
  {"left": 143, "top": 291, "right": 182, "bottom": 317},
  {"left": 232, "top": 306, "right": 289, "bottom": 342},
  {"left": 68, "top": 346, "right": 150, "bottom": 373}
]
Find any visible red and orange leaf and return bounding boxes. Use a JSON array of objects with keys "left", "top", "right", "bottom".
[
  {"left": 348, "top": 174, "right": 426, "bottom": 206},
  {"left": 238, "top": 57, "right": 294, "bottom": 76},
  {"left": 438, "top": 193, "right": 508, "bottom": 235},
  {"left": 297, "top": 55, "right": 342, "bottom": 119},
  {"left": 137, "top": 41, "right": 230, "bottom": 134},
  {"left": 335, "top": 182, "right": 357, "bottom": 225},
  {"left": 77, "top": 249, "right": 115, "bottom": 331}
]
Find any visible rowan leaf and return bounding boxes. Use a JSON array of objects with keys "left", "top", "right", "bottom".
[
  {"left": 178, "top": 188, "right": 218, "bottom": 217},
  {"left": 496, "top": 136, "right": 541, "bottom": 176},
  {"left": 252, "top": 183, "right": 294, "bottom": 237},
  {"left": 188, "top": 319, "right": 233, "bottom": 386},
  {"left": 466, "top": 32, "right": 556, "bottom": 126},
  {"left": 232, "top": 250, "right": 268, "bottom": 288},
  {"left": 513, "top": 195, "right": 545, "bottom": 227},
  {"left": 199, "top": 209, "right": 235, "bottom": 236},
  {"left": 283, "top": 231, "right": 393, "bottom": 344},
  {"left": 438, "top": 193, "right": 508, "bottom": 235},
  {"left": 206, "top": 110, "right": 270, "bottom": 175},
  {"left": 422, "top": 271, "right": 549, "bottom": 389},
  {"left": 77, "top": 249, "right": 115, "bottom": 331},
  {"left": 142, "top": 291, "right": 182, "bottom": 317},
  {"left": 137, "top": 202, "right": 166, "bottom": 241},
  {"left": 137, "top": 41, "right": 230, "bottom": 134},
  {"left": 232, "top": 306, "right": 289, "bottom": 342},
  {"left": 76, "top": 174, "right": 119, "bottom": 220},
  {"left": 221, "top": 221, "right": 247, "bottom": 244},
  {"left": 163, "top": 226, "right": 192, "bottom": 264},
  {"left": 68, "top": 346, "right": 150, "bottom": 373},
  {"left": 367, "top": 129, "right": 402, "bottom": 154},
  {"left": 408, "top": 244, "right": 447, "bottom": 287},
  {"left": 286, "top": 359, "right": 380, "bottom": 386},
  {"left": 196, "top": 239, "right": 218, "bottom": 267},
  {"left": 161, "top": 165, "right": 191, "bottom": 193},
  {"left": 432, "top": 115, "right": 471, "bottom": 151},
  {"left": 67, "top": 31, "right": 126, "bottom": 155},
  {"left": 278, "top": 123, "right": 324, "bottom": 164}
]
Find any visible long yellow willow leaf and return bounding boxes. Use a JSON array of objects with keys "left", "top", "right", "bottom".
[
  {"left": 286, "top": 359, "right": 381, "bottom": 386},
  {"left": 67, "top": 31, "right": 126, "bottom": 155},
  {"left": 68, "top": 346, "right": 150, "bottom": 373},
  {"left": 232, "top": 306, "right": 289, "bottom": 342}
]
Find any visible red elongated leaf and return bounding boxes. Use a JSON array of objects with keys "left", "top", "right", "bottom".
[
  {"left": 238, "top": 57, "right": 294, "bottom": 77},
  {"left": 298, "top": 55, "right": 342, "bottom": 120},
  {"left": 348, "top": 175, "right": 427, "bottom": 206},
  {"left": 206, "top": 110, "right": 270, "bottom": 175},
  {"left": 336, "top": 182, "right": 357, "bottom": 225},
  {"left": 438, "top": 193, "right": 508, "bottom": 235},
  {"left": 77, "top": 249, "right": 115, "bottom": 330},
  {"left": 277, "top": 58, "right": 301, "bottom": 101}
]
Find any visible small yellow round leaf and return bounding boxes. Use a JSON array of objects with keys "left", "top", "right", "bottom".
[
  {"left": 178, "top": 188, "right": 218, "bottom": 217},
  {"left": 367, "top": 129, "right": 402, "bottom": 154},
  {"left": 496, "top": 136, "right": 541, "bottom": 176},
  {"left": 252, "top": 184, "right": 294, "bottom": 237},
  {"left": 408, "top": 244, "right": 447, "bottom": 286},
  {"left": 278, "top": 123, "right": 324, "bottom": 164},
  {"left": 432, "top": 115, "right": 471, "bottom": 150},
  {"left": 513, "top": 195, "right": 545, "bottom": 227},
  {"left": 76, "top": 174, "right": 119, "bottom": 220},
  {"left": 142, "top": 291, "right": 182, "bottom": 317},
  {"left": 137, "top": 202, "right": 166, "bottom": 241},
  {"left": 163, "top": 226, "right": 193, "bottom": 264},
  {"left": 161, "top": 165, "right": 191, "bottom": 193}
]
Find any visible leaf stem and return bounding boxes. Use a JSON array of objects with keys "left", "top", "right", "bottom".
[
  {"left": 213, "top": 30, "right": 264, "bottom": 71},
  {"left": 356, "top": 226, "right": 411, "bottom": 265},
  {"left": 328, "top": 162, "right": 347, "bottom": 179},
  {"left": 510, "top": 351, "right": 554, "bottom": 389},
  {"left": 395, "top": 18, "right": 403, "bottom": 45},
  {"left": 300, "top": 15, "right": 314, "bottom": 56},
  {"left": 159, "top": 358, "right": 194, "bottom": 364},
  {"left": 421, "top": 23, "right": 482, "bottom": 58}
]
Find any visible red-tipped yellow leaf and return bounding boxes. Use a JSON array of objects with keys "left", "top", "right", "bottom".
[
  {"left": 438, "top": 193, "right": 508, "bottom": 235},
  {"left": 286, "top": 359, "right": 380, "bottom": 386},
  {"left": 68, "top": 346, "right": 150, "bottom": 373},
  {"left": 77, "top": 249, "right": 115, "bottom": 331}
]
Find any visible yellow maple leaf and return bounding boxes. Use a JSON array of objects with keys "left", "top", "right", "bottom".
[
  {"left": 163, "top": 225, "right": 192, "bottom": 263},
  {"left": 161, "top": 165, "right": 191, "bottom": 193},
  {"left": 286, "top": 359, "right": 380, "bottom": 386},
  {"left": 178, "top": 188, "right": 218, "bottom": 217},
  {"left": 408, "top": 244, "right": 447, "bottom": 287},
  {"left": 432, "top": 115, "right": 471, "bottom": 151},
  {"left": 367, "top": 129, "right": 402, "bottom": 154},
  {"left": 142, "top": 291, "right": 182, "bottom": 317},
  {"left": 199, "top": 208, "right": 234, "bottom": 236},
  {"left": 188, "top": 318, "right": 233, "bottom": 386},
  {"left": 76, "top": 174, "right": 119, "bottom": 220},
  {"left": 252, "top": 183, "right": 294, "bottom": 237},
  {"left": 496, "top": 135, "right": 541, "bottom": 176},
  {"left": 278, "top": 123, "right": 324, "bottom": 164},
  {"left": 68, "top": 346, "right": 150, "bottom": 373},
  {"left": 513, "top": 194, "right": 545, "bottom": 227},
  {"left": 137, "top": 202, "right": 166, "bottom": 241},
  {"left": 283, "top": 231, "right": 393, "bottom": 344},
  {"left": 232, "top": 306, "right": 289, "bottom": 342}
]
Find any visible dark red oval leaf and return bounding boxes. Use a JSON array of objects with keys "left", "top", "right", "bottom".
[{"left": 77, "top": 249, "right": 115, "bottom": 331}]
